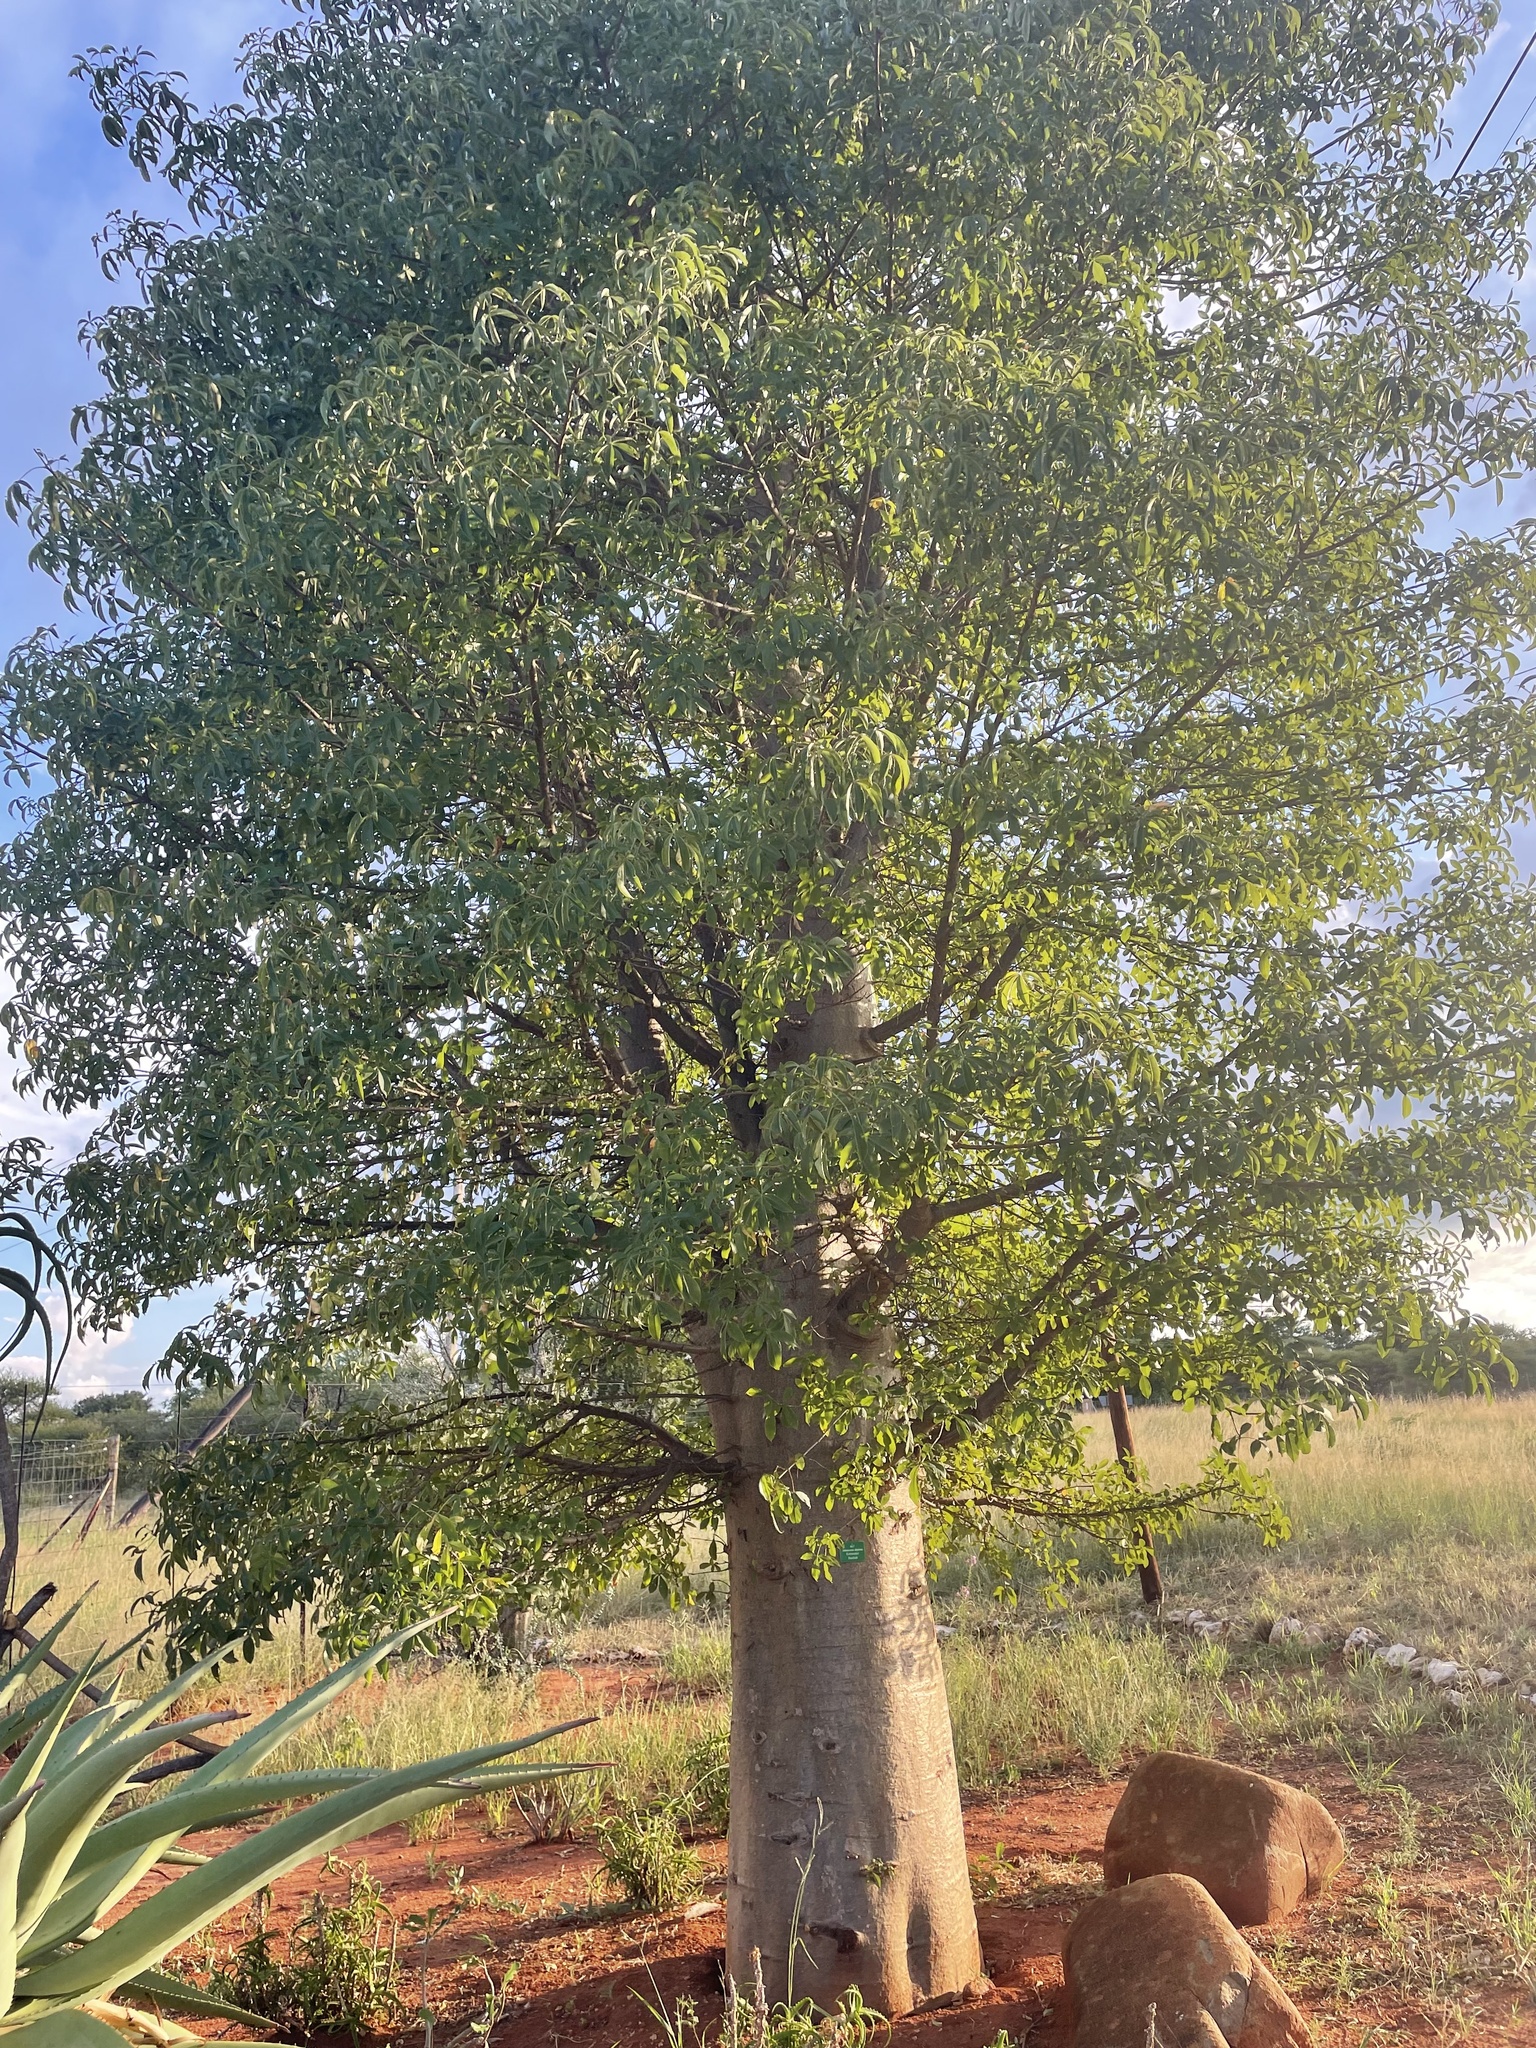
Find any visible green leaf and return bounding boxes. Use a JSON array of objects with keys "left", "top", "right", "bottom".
[
  {"left": 0, "top": 2014, "right": 129, "bottom": 2045},
  {"left": 118, "top": 1967, "right": 275, "bottom": 2026},
  {"left": 14, "top": 1725, "right": 588, "bottom": 2002}
]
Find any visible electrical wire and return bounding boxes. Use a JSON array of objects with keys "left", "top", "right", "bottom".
[
  {"left": 1496, "top": 77, "right": 1536, "bottom": 159},
  {"left": 1454, "top": 23, "right": 1536, "bottom": 175}
]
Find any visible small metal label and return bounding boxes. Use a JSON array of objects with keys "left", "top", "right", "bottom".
[{"left": 837, "top": 1539, "right": 867, "bottom": 1563}]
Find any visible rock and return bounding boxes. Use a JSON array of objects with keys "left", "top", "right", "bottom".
[
  {"left": 1477, "top": 1668, "right": 1506, "bottom": 1690},
  {"left": 1443, "top": 1689, "right": 1467, "bottom": 1710},
  {"left": 1268, "top": 1617, "right": 1302, "bottom": 1644},
  {"left": 682, "top": 1898, "right": 721, "bottom": 1919},
  {"left": 1405, "top": 1657, "right": 1428, "bottom": 1676},
  {"left": 1343, "top": 1626, "right": 1380, "bottom": 1653},
  {"left": 1375, "top": 1642, "right": 1417, "bottom": 1670},
  {"left": 1425, "top": 1658, "right": 1461, "bottom": 1688},
  {"left": 1062, "top": 1872, "right": 1311, "bottom": 2048},
  {"left": 1103, "top": 1752, "right": 1346, "bottom": 1926}
]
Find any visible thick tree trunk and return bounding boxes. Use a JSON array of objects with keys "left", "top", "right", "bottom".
[
  {"left": 695, "top": 946, "right": 982, "bottom": 2013},
  {"left": 721, "top": 1456, "right": 982, "bottom": 2014}
]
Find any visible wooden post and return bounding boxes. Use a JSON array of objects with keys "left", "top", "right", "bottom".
[
  {"left": 1106, "top": 1386, "right": 1164, "bottom": 1608},
  {"left": 497, "top": 1602, "right": 528, "bottom": 1659},
  {"left": 74, "top": 1435, "right": 122, "bottom": 1546},
  {"left": 102, "top": 1434, "right": 119, "bottom": 1530},
  {"left": 117, "top": 1381, "right": 255, "bottom": 1527}
]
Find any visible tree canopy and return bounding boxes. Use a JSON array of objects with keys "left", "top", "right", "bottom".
[{"left": 6, "top": 0, "right": 1536, "bottom": 1654}]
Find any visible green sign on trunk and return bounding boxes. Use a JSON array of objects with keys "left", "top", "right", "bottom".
[{"left": 838, "top": 1539, "right": 867, "bottom": 1563}]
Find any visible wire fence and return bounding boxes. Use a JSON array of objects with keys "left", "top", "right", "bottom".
[
  {"left": 12, "top": 1438, "right": 121, "bottom": 1541},
  {"left": 17, "top": 1438, "right": 112, "bottom": 1511}
]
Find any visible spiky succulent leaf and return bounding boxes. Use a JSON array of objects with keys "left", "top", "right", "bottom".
[
  {"left": 116, "top": 1968, "right": 275, "bottom": 2025},
  {"left": 0, "top": 1790, "right": 41, "bottom": 2016},
  {"left": 10, "top": 1723, "right": 588, "bottom": 2013},
  {"left": 14, "top": 1710, "right": 245, "bottom": 1943},
  {"left": 0, "top": 1608, "right": 583, "bottom": 2029},
  {"left": 19, "top": 1619, "right": 442, "bottom": 1956},
  {"left": 0, "top": 2014, "right": 130, "bottom": 2044}
]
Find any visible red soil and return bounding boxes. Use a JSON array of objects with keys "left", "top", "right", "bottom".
[{"left": 133, "top": 1665, "right": 1536, "bottom": 2047}]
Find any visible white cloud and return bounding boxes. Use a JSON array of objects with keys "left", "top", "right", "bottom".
[
  {"left": 1463, "top": 1235, "right": 1536, "bottom": 1333},
  {"left": 8, "top": 1317, "right": 137, "bottom": 1401}
]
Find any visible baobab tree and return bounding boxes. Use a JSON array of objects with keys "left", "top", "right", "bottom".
[{"left": 7, "top": 0, "right": 1536, "bottom": 2010}]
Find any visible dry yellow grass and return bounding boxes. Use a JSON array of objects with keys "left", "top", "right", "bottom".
[
  {"left": 8, "top": 1392, "right": 1535, "bottom": 1789},
  {"left": 11, "top": 1515, "right": 308, "bottom": 1700},
  {"left": 1071, "top": 1393, "right": 1536, "bottom": 1671}
]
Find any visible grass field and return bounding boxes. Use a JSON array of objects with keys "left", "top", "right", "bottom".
[
  {"left": 14, "top": 1391, "right": 1536, "bottom": 1803},
  {"left": 18, "top": 1394, "right": 1536, "bottom": 2042},
  {"left": 1077, "top": 1395, "right": 1536, "bottom": 1670}
]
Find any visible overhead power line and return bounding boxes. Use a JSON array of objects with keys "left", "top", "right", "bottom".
[
  {"left": 1497, "top": 78, "right": 1536, "bottom": 159},
  {"left": 1454, "top": 24, "right": 1536, "bottom": 176}
]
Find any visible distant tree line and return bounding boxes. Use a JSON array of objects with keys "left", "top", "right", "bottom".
[
  {"left": 1118, "top": 1325, "right": 1536, "bottom": 1411},
  {"left": 1328, "top": 1324, "right": 1536, "bottom": 1402},
  {"left": 0, "top": 1377, "right": 308, "bottom": 1501},
  {"left": 6, "top": 1315, "right": 1528, "bottom": 1518}
]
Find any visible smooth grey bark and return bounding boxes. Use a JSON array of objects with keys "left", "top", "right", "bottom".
[
  {"left": 717, "top": 1435, "right": 983, "bottom": 2014},
  {"left": 697, "top": 950, "right": 983, "bottom": 2015}
]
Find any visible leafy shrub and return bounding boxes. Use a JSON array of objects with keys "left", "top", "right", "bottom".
[
  {"left": 596, "top": 1805, "right": 702, "bottom": 1910},
  {"left": 205, "top": 1868, "right": 405, "bottom": 2042},
  {"left": 682, "top": 1727, "right": 730, "bottom": 1834}
]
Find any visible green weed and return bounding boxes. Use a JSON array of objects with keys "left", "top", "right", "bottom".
[
  {"left": 1496, "top": 1852, "right": 1536, "bottom": 1988},
  {"left": 1338, "top": 1743, "right": 1401, "bottom": 1799},
  {"left": 597, "top": 1805, "right": 703, "bottom": 1910},
  {"left": 1494, "top": 1737, "right": 1536, "bottom": 1843},
  {"left": 1387, "top": 1786, "right": 1420, "bottom": 1868},
  {"left": 682, "top": 1725, "right": 731, "bottom": 1833},
  {"left": 647, "top": 1948, "right": 886, "bottom": 2048},
  {"left": 206, "top": 1867, "right": 405, "bottom": 2042}
]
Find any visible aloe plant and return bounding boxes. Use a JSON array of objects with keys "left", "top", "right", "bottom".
[{"left": 0, "top": 1610, "right": 587, "bottom": 2043}]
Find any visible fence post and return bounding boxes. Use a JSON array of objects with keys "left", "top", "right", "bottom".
[
  {"left": 1106, "top": 1386, "right": 1165, "bottom": 1608},
  {"left": 102, "top": 1436, "right": 120, "bottom": 1530}
]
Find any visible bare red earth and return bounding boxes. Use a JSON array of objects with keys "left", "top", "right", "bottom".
[{"left": 132, "top": 1664, "right": 1536, "bottom": 2047}]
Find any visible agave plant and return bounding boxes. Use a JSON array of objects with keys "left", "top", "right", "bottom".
[{"left": 0, "top": 1609, "right": 589, "bottom": 2043}]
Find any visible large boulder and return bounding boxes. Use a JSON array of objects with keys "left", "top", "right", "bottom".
[
  {"left": 1103, "top": 1752, "right": 1345, "bottom": 1925},
  {"left": 1062, "top": 1872, "right": 1311, "bottom": 2048}
]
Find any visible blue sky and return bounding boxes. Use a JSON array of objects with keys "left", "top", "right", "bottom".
[
  {"left": 0, "top": 2, "right": 278, "bottom": 1396},
  {"left": 4, "top": 1, "right": 1536, "bottom": 1394}
]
